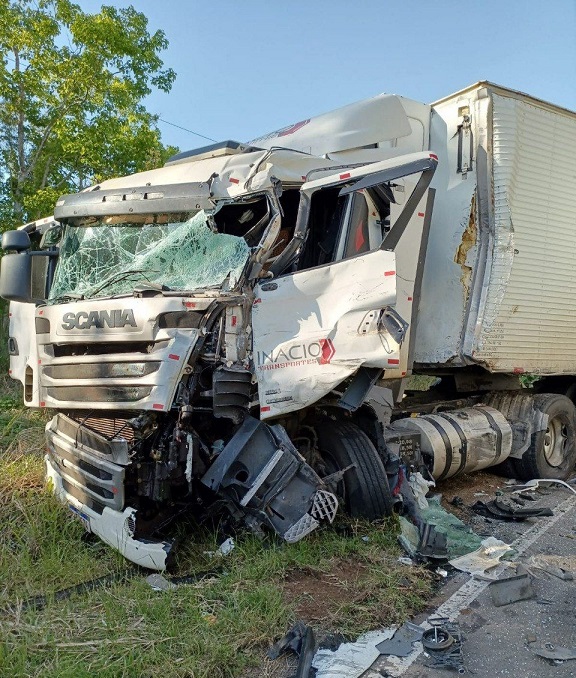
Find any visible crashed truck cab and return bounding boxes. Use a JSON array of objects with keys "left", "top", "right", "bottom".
[{"left": 1, "top": 109, "right": 438, "bottom": 569}]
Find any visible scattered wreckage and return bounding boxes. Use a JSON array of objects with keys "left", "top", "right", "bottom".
[{"left": 2, "top": 82, "right": 576, "bottom": 569}]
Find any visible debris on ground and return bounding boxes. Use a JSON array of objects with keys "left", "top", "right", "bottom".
[
  {"left": 489, "top": 570, "right": 534, "bottom": 606},
  {"left": 422, "top": 618, "right": 464, "bottom": 673},
  {"left": 145, "top": 573, "right": 177, "bottom": 592},
  {"left": 528, "top": 554, "right": 576, "bottom": 580},
  {"left": 408, "top": 472, "right": 436, "bottom": 509},
  {"left": 471, "top": 497, "right": 554, "bottom": 521},
  {"left": 532, "top": 643, "right": 576, "bottom": 662},
  {"left": 312, "top": 629, "right": 395, "bottom": 678},
  {"left": 375, "top": 622, "right": 424, "bottom": 657},
  {"left": 204, "top": 537, "right": 236, "bottom": 558},
  {"left": 507, "top": 478, "right": 576, "bottom": 496},
  {"left": 449, "top": 536, "right": 512, "bottom": 576},
  {"left": 268, "top": 620, "right": 316, "bottom": 677}
]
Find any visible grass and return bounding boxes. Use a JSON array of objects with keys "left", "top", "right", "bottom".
[{"left": 0, "top": 376, "right": 434, "bottom": 678}]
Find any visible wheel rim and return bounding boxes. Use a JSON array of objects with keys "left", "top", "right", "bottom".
[{"left": 543, "top": 416, "right": 569, "bottom": 467}]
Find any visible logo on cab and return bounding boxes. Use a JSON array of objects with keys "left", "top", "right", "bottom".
[{"left": 61, "top": 309, "right": 137, "bottom": 330}]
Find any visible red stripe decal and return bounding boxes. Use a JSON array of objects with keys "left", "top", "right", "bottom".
[
  {"left": 384, "top": 270, "right": 396, "bottom": 276},
  {"left": 388, "top": 358, "right": 400, "bottom": 365},
  {"left": 339, "top": 172, "right": 351, "bottom": 180},
  {"left": 231, "top": 316, "right": 237, "bottom": 327},
  {"left": 253, "top": 298, "right": 261, "bottom": 305},
  {"left": 184, "top": 301, "right": 196, "bottom": 308},
  {"left": 153, "top": 403, "right": 164, "bottom": 410},
  {"left": 168, "top": 354, "right": 180, "bottom": 361},
  {"left": 229, "top": 177, "right": 240, "bottom": 184},
  {"left": 261, "top": 406, "right": 271, "bottom": 412},
  {"left": 429, "top": 153, "right": 438, "bottom": 160}
]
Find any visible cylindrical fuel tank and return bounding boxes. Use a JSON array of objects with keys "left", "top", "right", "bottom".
[{"left": 390, "top": 405, "right": 512, "bottom": 480}]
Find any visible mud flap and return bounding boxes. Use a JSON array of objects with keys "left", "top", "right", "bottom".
[{"left": 201, "top": 416, "right": 338, "bottom": 541}]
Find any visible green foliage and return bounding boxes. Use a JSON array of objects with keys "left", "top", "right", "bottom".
[{"left": 0, "top": 0, "right": 177, "bottom": 228}]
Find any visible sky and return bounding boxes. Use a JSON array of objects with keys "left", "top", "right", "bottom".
[{"left": 80, "top": 0, "right": 576, "bottom": 152}]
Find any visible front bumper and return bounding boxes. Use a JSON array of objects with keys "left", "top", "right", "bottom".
[{"left": 46, "top": 456, "right": 172, "bottom": 570}]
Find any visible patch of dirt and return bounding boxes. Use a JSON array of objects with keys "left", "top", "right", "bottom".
[
  {"left": 436, "top": 470, "right": 505, "bottom": 519},
  {"left": 281, "top": 559, "right": 367, "bottom": 624}
]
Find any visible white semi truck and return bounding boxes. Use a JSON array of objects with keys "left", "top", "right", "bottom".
[{"left": 2, "top": 81, "right": 576, "bottom": 569}]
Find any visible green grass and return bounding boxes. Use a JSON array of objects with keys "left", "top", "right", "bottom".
[{"left": 0, "top": 377, "right": 434, "bottom": 678}]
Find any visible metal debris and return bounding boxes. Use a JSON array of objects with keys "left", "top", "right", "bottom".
[
  {"left": 489, "top": 572, "right": 534, "bottom": 606},
  {"left": 471, "top": 498, "right": 553, "bottom": 521},
  {"left": 422, "top": 618, "right": 464, "bottom": 673},
  {"left": 312, "top": 629, "right": 395, "bottom": 678},
  {"left": 533, "top": 643, "right": 576, "bottom": 662}
]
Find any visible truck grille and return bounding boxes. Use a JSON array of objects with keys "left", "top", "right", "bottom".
[{"left": 65, "top": 412, "right": 136, "bottom": 445}]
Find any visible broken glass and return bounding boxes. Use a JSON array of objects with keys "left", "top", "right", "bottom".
[{"left": 48, "top": 211, "right": 251, "bottom": 301}]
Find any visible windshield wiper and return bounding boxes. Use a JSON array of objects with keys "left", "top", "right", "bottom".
[{"left": 84, "top": 269, "right": 159, "bottom": 299}]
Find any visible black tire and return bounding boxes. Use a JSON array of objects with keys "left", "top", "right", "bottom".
[
  {"left": 315, "top": 419, "right": 394, "bottom": 519},
  {"left": 513, "top": 393, "right": 576, "bottom": 481}
]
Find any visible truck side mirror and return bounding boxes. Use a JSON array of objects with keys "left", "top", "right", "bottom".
[
  {"left": 0, "top": 251, "right": 34, "bottom": 302},
  {"left": 2, "top": 229, "right": 31, "bottom": 252}
]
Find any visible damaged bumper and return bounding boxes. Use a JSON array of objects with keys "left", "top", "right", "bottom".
[{"left": 46, "top": 456, "right": 172, "bottom": 570}]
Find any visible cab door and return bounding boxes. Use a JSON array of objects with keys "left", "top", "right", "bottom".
[{"left": 252, "top": 153, "right": 437, "bottom": 418}]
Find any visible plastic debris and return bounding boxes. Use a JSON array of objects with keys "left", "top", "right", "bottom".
[
  {"left": 471, "top": 498, "right": 553, "bottom": 521},
  {"left": 449, "top": 537, "right": 513, "bottom": 576},
  {"left": 145, "top": 573, "right": 177, "bottom": 592},
  {"left": 408, "top": 472, "right": 435, "bottom": 509},
  {"left": 419, "top": 497, "right": 483, "bottom": 557},
  {"left": 312, "top": 629, "right": 395, "bottom": 678},
  {"left": 204, "top": 537, "right": 236, "bottom": 558},
  {"left": 376, "top": 622, "right": 424, "bottom": 657}
]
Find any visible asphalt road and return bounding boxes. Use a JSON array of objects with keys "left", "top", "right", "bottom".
[{"left": 372, "top": 486, "right": 576, "bottom": 678}]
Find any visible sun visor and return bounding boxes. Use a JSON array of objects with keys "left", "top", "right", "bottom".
[{"left": 251, "top": 94, "right": 413, "bottom": 156}]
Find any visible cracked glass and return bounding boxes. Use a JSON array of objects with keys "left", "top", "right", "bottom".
[{"left": 48, "top": 211, "right": 250, "bottom": 301}]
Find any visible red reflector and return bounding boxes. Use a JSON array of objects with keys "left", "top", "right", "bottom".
[
  {"left": 429, "top": 153, "right": 438, "bottom": 160},
  {"left": 408, "top": 296, "right": 413, "bottom": 301},
  {"left": 38, "top": 359, "right": 42, "bottom": 364},
  {"left": 388, "top": 358, "right": 400, "bottom": 365},
  {"left": 418, "top": 212, "right": 425, "bottom": 217},
  {"left": 40, "top": 401, "right": 45, "bottom": 407},
  {"left": 261, "top": 406, "right": 271, "bottom": 412},
  {"left": 401, "top": 371, "right": 407, "bottom": 376},
  {"left": 513, "top": 367, "right": 525, "bottom": 374},
  {"left": 153, "top": 403, "right": 164, "bottom": 410},
  {"left": 112, "top": 487, "right": 118, "bottom": 495},
  {"left": 253, "top": 298, "right": 261, "bottom": 305},
  {"left": 384, "top": 270, "right": 395, "bottom": 276},
  {"left": 38, "top": 310, "right": 44, "bottom": 315},
  {"left": 168, "top": 354, "right": 180, "bottom": 361},
  {"left": 339, "top": 172, "right": 351, "bottom": 180},
  {"left": 231, "top": 315, "right": 237, "bottom": 327},
  {"left": 229, "top": 177, "right": 240, "bottom": 184},
  {"left": 184, "top": 301, "right": 196, "bottom": 308}
]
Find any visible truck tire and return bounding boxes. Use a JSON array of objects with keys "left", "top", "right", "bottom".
[
  {"left": 315, "top": 419, "right": 394, "bottom": 519},
  {"left": 514, "top": 394, "right": 576, "bottom": 481}
]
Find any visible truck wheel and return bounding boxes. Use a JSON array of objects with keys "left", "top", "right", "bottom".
[
  {"left": 315, "top": 419, "right": 394, "bottom": 519},
  {"left": 514, "top": 394, "right": 576, "bottom": 481}
]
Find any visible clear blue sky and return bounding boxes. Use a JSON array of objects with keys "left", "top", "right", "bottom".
[{"left": 81, "top": 0, "right": 576, "bottom": 152}]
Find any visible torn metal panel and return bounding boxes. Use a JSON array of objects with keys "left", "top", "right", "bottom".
[
  {"left": 454, "top": 192, "right": 478, "bottom": 302},
  {"left": 252, "top": 248, "right": 400, "bottom": 418},
  {"left": 201, "top": 416, "right": 337, "bottom": 541}
]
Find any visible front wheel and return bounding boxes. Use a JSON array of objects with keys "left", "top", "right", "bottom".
[
  {"left": 315, "top": 419, "right": 394, "bottom": 520},
  {"left": 514, "top": 393, "right": 576, "bottom": 481}
]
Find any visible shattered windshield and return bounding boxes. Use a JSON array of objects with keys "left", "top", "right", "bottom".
[{"left": 48, "top": 211, "right": 251, "bottom": 301}]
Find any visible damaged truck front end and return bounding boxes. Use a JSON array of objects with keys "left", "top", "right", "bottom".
[{"left": 1, "top": 147, "right": 437, "bottom": 569}]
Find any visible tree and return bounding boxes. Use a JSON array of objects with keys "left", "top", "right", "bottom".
[{"left": 0, "top": 0, "right": 177, "bottom": 227}]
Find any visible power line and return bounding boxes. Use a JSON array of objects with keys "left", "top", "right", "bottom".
[{"left": 158, "top": 118, "right": 216, "bottom": 143}]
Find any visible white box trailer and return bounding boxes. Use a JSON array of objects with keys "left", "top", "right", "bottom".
[{"left": 419, "top": 83, "right": 576, "bottom": 375}]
